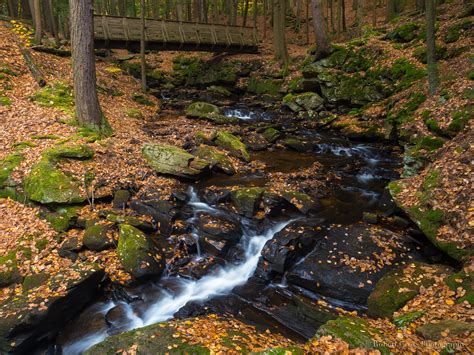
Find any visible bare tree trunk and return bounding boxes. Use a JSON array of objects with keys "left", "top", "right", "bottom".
[
  {"left": 32, "top": 0, "right": 41, "bottom": 43},
  {"left": 306, "top": 0, "right": 310, "bottom": 43},
  {"left": 336, "top": 0, "right": 341, "bottom": 37},
  {"left": 243, "top": 0, "right": 250, "bottom": 26},
  {"left": 70, "top": 0, "right": 107, "bottom": 132},
  {"left": 385, "top": 0, "right": 396, "bottom": 21},
  {"left": 426, "top": 0, "right": 438, "bottom": 95},
  {"left": 141, "top": 0, "right": 147, "bottom": 92},
  {"left": 341, "top": 0, "right": 346, "bottom": 32},
  {"left": 311, "top": 0, "right": 330, "bottom": 59},
  {"left": 7, "top": 0, "right": 18, "bottom": 18},
  {"left": 264, "top": 0, "right": 268, "bottom": 38},
  {"left": 253, "top": 0, "right": 257, "bottom": 27},
  {"left": 272, "top": 0, "right": 289, "bottom": 64},
  {"left": 372, "top": 0, "right": 377, "bottom": 27}
]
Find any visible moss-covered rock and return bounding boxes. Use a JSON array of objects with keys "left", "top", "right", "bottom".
[
  {"left": 32, "top": 81, "right": 74, "bottom": 115},
  {"left": 280, "top": 190, "right": 315, "bottom": 214},
  {"left": 444, "top": 19, "right": 472, "bottom": 43},
  {"left": 0, "top": 152, "right": 23, "bottom": 188},
  {"left": 22, "top": 272, "right": 50, "bottom": 292},
  {"left": 193, "top": 145, "right": 235, "bottom": 175},
  {"left": 113, "top": 189, "right": 131, "bottom": 209},
  {"left": 142, "top": 143, "right": 209, "bottom": 179},
  {"left": 282, "top": 137, "right": 314, "bottom": 152},
  {"left": 445, "top": 271, "right": 473, "bottom": 305},
  {"left": 231, "top": 187, "right": 265, "bottom": 217},
  {"left": 367, "top": 263, "right": 452, "bottom": 318},
  {"left": 125, "top": 108, "right": 144, "bottom": 119},
  {"left": 83, "top": 222, "right": 114, "bottom": 251},
  {"left": 214, "top": 131, "right": 251, "bottom": 162},
  {"left": 45, "top": 144, "right": 94, "bottom": 160},
  {"left": 131, "top": 93, "right": 154, "bottom": 106},
  {"left": 283, "top": 92, "right": 324, "bottom": 112},
  {"left": 386, "top": 22, "right": 420, "bottom": 42},
  {"left": 23, "top": 160, "right": 84, "bottom": 204},
  {"left": 413, "top": 44, "right": 448, "bottom": 64},
  {"left": 393, "top": 310, "right": 425, "bottom": 328},
  {"left": 43, "top": 205, "right": 81, "bottom": 232},
  {"left": 0, "top": 251, "right": 20, "bottom": 287},
  {"left": 262, "top": 127, "right": 281, "bottom": 143},
  {"left": 206, "top": 85, "right": 232, "bottom": 97},
  {"left": 416, "top": 319, "right": 473, "bottom": 341},
  {"left": 247, "top": 77, "right": 283, "bottom": 97},
  {"left": 186, "top": 102, "right": 238, "bottom": 124},
  {"left": 315, "top": 316, "right": 389, "bottom": 354},
  {"left": 118, "top": 224, "right": 164, "bottom": 279}
]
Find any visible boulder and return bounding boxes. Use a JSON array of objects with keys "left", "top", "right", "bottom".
[
  {"left": 0, "top": 153, "right": 23, "bottom": 188},
  {"left": 83, "top": 222, "right": 114, "bottom": 251},
  {"left": 58, "top": 236, "right": 82, "bottom": 260},
  {"left": 192, "top": 145, "right": 235, "bottom": 175},
  {"left": 367, "top": 263, "right": 453, "bottom": 318},
  {"left": 45, "top": 144, "right": 94, "bottom": 160},
  {"left": 231, "top": 187, "right": 265, "bottom": 217},
  {"left": 286, "top": 223, "right": 426, "bottom": 305},
  {"left": 283, "top": 92, "right": 324, "bottom": 112},
  {"left": 142, "top": 143, "right": 209, "bottom": 179},
  {"left": 194, "top": 212, "right": 242, "bottom": 242},
  {"left": 282, "top": 137, "right": 314, "bottom": 152},
  {"left": 214, "top": 131, "right": 251, "bottom": 162},
  {"left": 23, "top": 160, "right": 85, "bottom": 204},
  {"left": 280, "top": 190, "right": 315, "bottom": 214},
  {"left": 0, "top": 251, "right": 21, "bottom": 287},
  {"left": 247, "top": 77, "right": 283, "bottom": 97},
  {"left": 416, "top": 319, "right": 473, "bottom": 341},
  {"left": 118, "top": 224, "right": 165, "bottom": 279},
  {"left": 185, "top": 102, "right": 238, "bottom": 124},
  {"left": 244, "top": 132, "right": 268, "bottom": 151},
  {"left": 113, "top": 190, "right": 131, "bottom": 209},
  {"left": 262, "top": 127, "right": 281, "bottom": 143}
]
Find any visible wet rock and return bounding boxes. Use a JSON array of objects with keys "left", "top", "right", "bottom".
[
  {"left": 362, "top": 212, "right": 378, "bottom": 224},
  {"left": 315, "top": 316, "right": 389, "bottom": 354},
  {"left": 286, "top": 223, "right": 427, "bottom": 305},
  {"left": 247, "top": 77, "right": 283, "bottom": 98},
  {"left": 83, "top": 222, "right": 115, "bottom": 251},
  {"left": 283, "top": 92, "right": 324, "bottom": 112},
  {"left": 416, "top": 319, "right": 473, "bottom": 341},
  {"left": 113, "top": 190, "right": 131, "bottom": 209},
  {"left": 105, "top": 303, "right": 131, "bottom": 333},
  {"left": 256, "top": 219, "right": 322, "bottom": 280},
  {"left": 23, "top": 160, "right": 85, "bottom": 204},
  {"left": 185, "top": 102, "right": 238, "bottom": 124},
  {"left": 0, "top": 264, "right": 104, "bottom": 353},
  {"left": 130, "top": 198, "right": 176, "bottom": 236},
  {"left": 280, "top": 190, "right": 315, "bottom": 214},
  {"left": 214, "top": 131, "right": 251, "bottom": 162},
  {"left": 445, "top": 270, "right": 473, "bottom": 305},
  {"left": 192, "top": 145, "right": 235, "bottom": 175},
  {"left": 244, "top": 132, "right": 268, "bottom": 151},
  {"left": 282, "top": 137, "right": 314, "bottom": 152},
  {"left": 0, "top": 251, "right": 21, "bottom": 287},
  {"left": 231, "top": 187, "right": 265, "bottom": 217},
  {"left": 22, "top": 272, "right": 50, "bottom": 292},
  {"left": 367, "top": 262, "right": 452, "bottom": 318},
  {"left": 262, "top": 127, "right": 281, "bottom": 143},
  {"left": 195, "top": 213, "right": 242, "bottom": 242},
  {"left": 142, "top": 143, "right": 209, "bottom": 179},
  {"left": 58, "top": 236, "right": 82, "bottom": 260},
  {"left": 202, "top": 189, "right": 232, "bottom": 205},
  {"left": 118, "top": 224, "right": 165, "bottom": 280},
  {"left": 195, "top": 131, "right": 214, "bottom": 145}
]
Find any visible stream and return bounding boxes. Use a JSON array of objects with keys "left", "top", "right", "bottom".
[{"left": 43, "top": 105, "right": 443, "bottom": 354}]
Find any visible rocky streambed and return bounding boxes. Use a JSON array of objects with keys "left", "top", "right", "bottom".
[{"left": 14, "top": 105, "right": 447, "bottom": 354}]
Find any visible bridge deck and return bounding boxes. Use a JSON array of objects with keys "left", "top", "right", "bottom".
[{"left": 93, "top": 15, "right": 259, "bottom": 53}]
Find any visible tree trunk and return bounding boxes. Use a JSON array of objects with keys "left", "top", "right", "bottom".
[
  {"left": 341, "top": 0, "right": 346, "bottom": 32},
  {"left": 306, "top": 0, "right": 310, "bottom": 44},
  {"left": 141, "top": 0, "right": 147, "bottom": 92},
  {"left": 272, "top": 0, "right": 289, "bottom": 64},
  {"left": 70, "top": 0, "right": 107, "bottom": 132},
  {"left": 32, "top": 0, "right": 41, "bottom": 43},
  {"left": 243, "top": 0, "right": 250, "bottom": 26},
  {"left": 386, "top": 0, "right": 396, "bottom": 21},
  {"left": 426, "top": 0, "right": 438, "bottom": 95},
  {"left": 311, "top": 0, "right": 330, "bottom": 59},
  {"left": 372, "top": 0, "right": 377, "bottom": 27},
  {"left": 7, "top": 0, "right": 18, "bottom": 18}
]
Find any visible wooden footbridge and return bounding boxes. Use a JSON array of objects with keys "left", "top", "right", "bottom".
[{"left": 93, "top": 15, "right": 259, "bottom": 53}]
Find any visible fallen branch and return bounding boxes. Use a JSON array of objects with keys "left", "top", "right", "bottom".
[
  {"left": 31, "top": 45, "right": 71, "bottom": 57},
  {"left": 19, "top": 46, "right": 46, "bottom": 87}
]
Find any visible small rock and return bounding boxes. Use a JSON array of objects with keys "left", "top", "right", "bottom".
[
  {"left": 362, "top": 212, "right": 378, "bottom": 224},
  {"left": 113, "top": 190, "right": 131, "bottom": 209}
]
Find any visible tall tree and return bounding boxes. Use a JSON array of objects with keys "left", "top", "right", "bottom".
[
  {"left": 311, "top": 0, "right": 330, "bottom": 59},
  {"left": 272, "top": 0, "right": 289, "bottom": 64},
  {"left": 70, "top": 0, "right": 108, "bottom": 132},
  {"left": 32, "top": 0, "right": 41, "bottom": 43},
  {"left": 140, "top": 0, "right": 147, "bottom": 91},
  {"left": 426, "top": 0, "right": 438, "bottom": 95},
  {"left": 385, "top": 0, "right": 396, "bottom": 21}
]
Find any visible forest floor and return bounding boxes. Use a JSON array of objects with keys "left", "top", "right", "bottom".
[{"left": 0, "top": 0, "right": 473, "bottom": 353}]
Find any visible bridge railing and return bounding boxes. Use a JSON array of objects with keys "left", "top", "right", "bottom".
[{"left": 93, "top": 15, "right": 258, "bottom": 52}]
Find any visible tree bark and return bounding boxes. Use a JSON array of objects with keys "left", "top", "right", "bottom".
[
  {"left": 141, "top": 0, "right": 147, "bottom": 92},
  {"left": 32, "top": 0, "right": 41, "bottom": 43},
  {"left": 426, "top": 0, "right": 438, "bottom": 95},
  {"left": 311, "top": 0, "right": 330, "bottom": 59},
  {"left": 272, "top": 0, "right": 289, "bottom": 64},
  {"left": 7, "top": 0, "right": 18, "bottom": 18},
  {"left": 386, "top": 0, "right": 396, "bottom": 22},
  {"left": 70, "top": 0, "right": 107, "bottom": 132}
]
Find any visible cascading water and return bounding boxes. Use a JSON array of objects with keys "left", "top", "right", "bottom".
[{"left": 63, "top": 190, "right": 291, "bottom": 354}]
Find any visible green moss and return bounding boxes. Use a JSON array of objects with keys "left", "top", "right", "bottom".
[
  {"left": 31, "top": 134, "right": 60, "bottom": 140},
  {"left": 35, "top": 238, "right": 48, "bottom": 251},
  {"left": 468, "top": 70, "right": 474, "bottom": 80},
  {"left": 125, "top": 108, "right": 144, "bottom": 119},
  {"left": 390, "top": 59, "right": 426, "bottom": 90},
  {"left": 0, "top": 153, "right": 23, "bottom": 188},
  {"left": 444, "top": 19, "right": 472, "bottom": 43},
  {"left": 231, "top": 187, "right": 265, "bottom": 217},
  {"left": 445, "top": 271, "right": 473, "bottom": 305},
  {"left": 262, "top": 127, "right": 281, "bottom": 143},
  {"left": 45, "top": 144, "right": 94, "bottom": 161},
  {"left": 43, "top": 205, "right": 81, "bottom": 232},
  {"left": 254, "top": 347, "right": 304, "bottom": 354},
  {"left": 386, "top": 23, "right": 420, "bottom": 42},
  {"left": 414, "top": 136, "right": 445, "bottom": 152},
  {"left": 22, "top": 272, "right": 50, "bottom": 292},
  {"left": 393, "top": 310, "right": 425, "bottom": 328},
  {"left": 132, "top": 93, "right": 154, "bottom": 106},
  {"left": 247, "top": 77, "right": 283, "bottom": 97},
  {"left": 13, "top": 141, "right": 36, "bottom": 150},
  {"left": 413, "top": 45, "right": 448, "bottom": 64},
  {"left": 388, "top": 181, "right": 403, "bottom": 196},
  {"left": 447, "top": 110, "right": 471, "bottom": 137},
  {"left": 214, "top": 131, "right": 251, "bottom": 162},
  {"left": 316, "top": 317, "right": 389, "bottom": 354},
  {"left": 0, "top": 251, "right": 20, "bottom": 287},
  {"left": 0, "top": 63, "right": 17, "bottom": 76},
  {"left": 32, "top": 81, "right": 74, "bottom": 115},
  {"left": 186, "top": 102, "right": 238, "bottom": 124},
  {"left": 0, "top": 96, "right": 11, "bottom": 106}
]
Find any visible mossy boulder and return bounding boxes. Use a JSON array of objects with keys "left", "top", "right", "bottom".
[
  {"left": 386, "top": 23, "right": 420, "bottom": 42},
  {"left": 444, "top": 20, "right": 472, "bottom": 43},
  {"left": 214, "top": 131, "right": 251, "bottom": 162},
  {"left": 32, "top": 81, "right": 74, "bottom": 115},
  {"left": 262, "top": 127, "right": 281, "bottom": 143},
  {"left": 393, "top": 310, "right": 425, "bottom": 328},
  {"left": 43, "top": 205, "right": 81, "bottom": 232},
  {"left": 83, "top": 222, "right": 114, "bottom": 251},
  {"left": 118, "top": 224, "right": 164, "bottom": 279},
  {"left": 283, "top": 92, "right": 324, "bottom": 112},
  {"left": 416, "top": 319, "right": 473, "bottom": 341},
  {"left": 113, "top": 189, "right": 131, "bottom": 209},
  {"left": 413, "top": 44, "right": 448, "bottom": 64},
  {"left": 445, "top": 271, "right": 473, "bottom": 305},
  {"left": 282, "top": 137, "right": 314, "bottom": 152},
  {"left": 280, "top": 190, "right": 315, "bottom": 214},
  {"left": 0, "top": 96, "right": 11, "bottom": 106},
  {"left": 0, "top": 153, "right": 23, "bottom": 188},
  {"left": 45, "top": 144, "right": 94, "bottom": 160},
  {"left": 206, "top": 85, "right": 232, "bottom": 96},
  {"left": 0, "top": 251, "right": 21, "bottom": 287},
  {"left": 315, "top": 316, "right": 389, "bottom": 354},
  {"left": 367, "top": 262, "right": 452, "bottom": 318},
  {"left": 142, "top": 143, "right": 209, "bottom": 179},
  {"left": 22, "top": 272, "right": 50, "bottom": 292},
  {"left": 193, "top": 145, "right": 235, "bottom": 175},
  {"left": 247, "top": 77, "right": 283, "bottom": 97},
  {"left": 23, "top": 160, "right": 84, "bottom": 204},
  {"left": 231, "top": 187, "right": 265, "bottom": 217},
  {"left": 185, "top": 102, "right": 238, "bottom": 124}
]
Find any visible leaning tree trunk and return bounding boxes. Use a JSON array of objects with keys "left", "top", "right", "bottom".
[
  {"left": 426, "top": 0, "right": 438, "bottom": 95},
  {"left": 311, "top": 0, "right": 330, "bottom": 59},
  {"left": 70, "top": 0, "right": 107, "bottom": 132}
]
